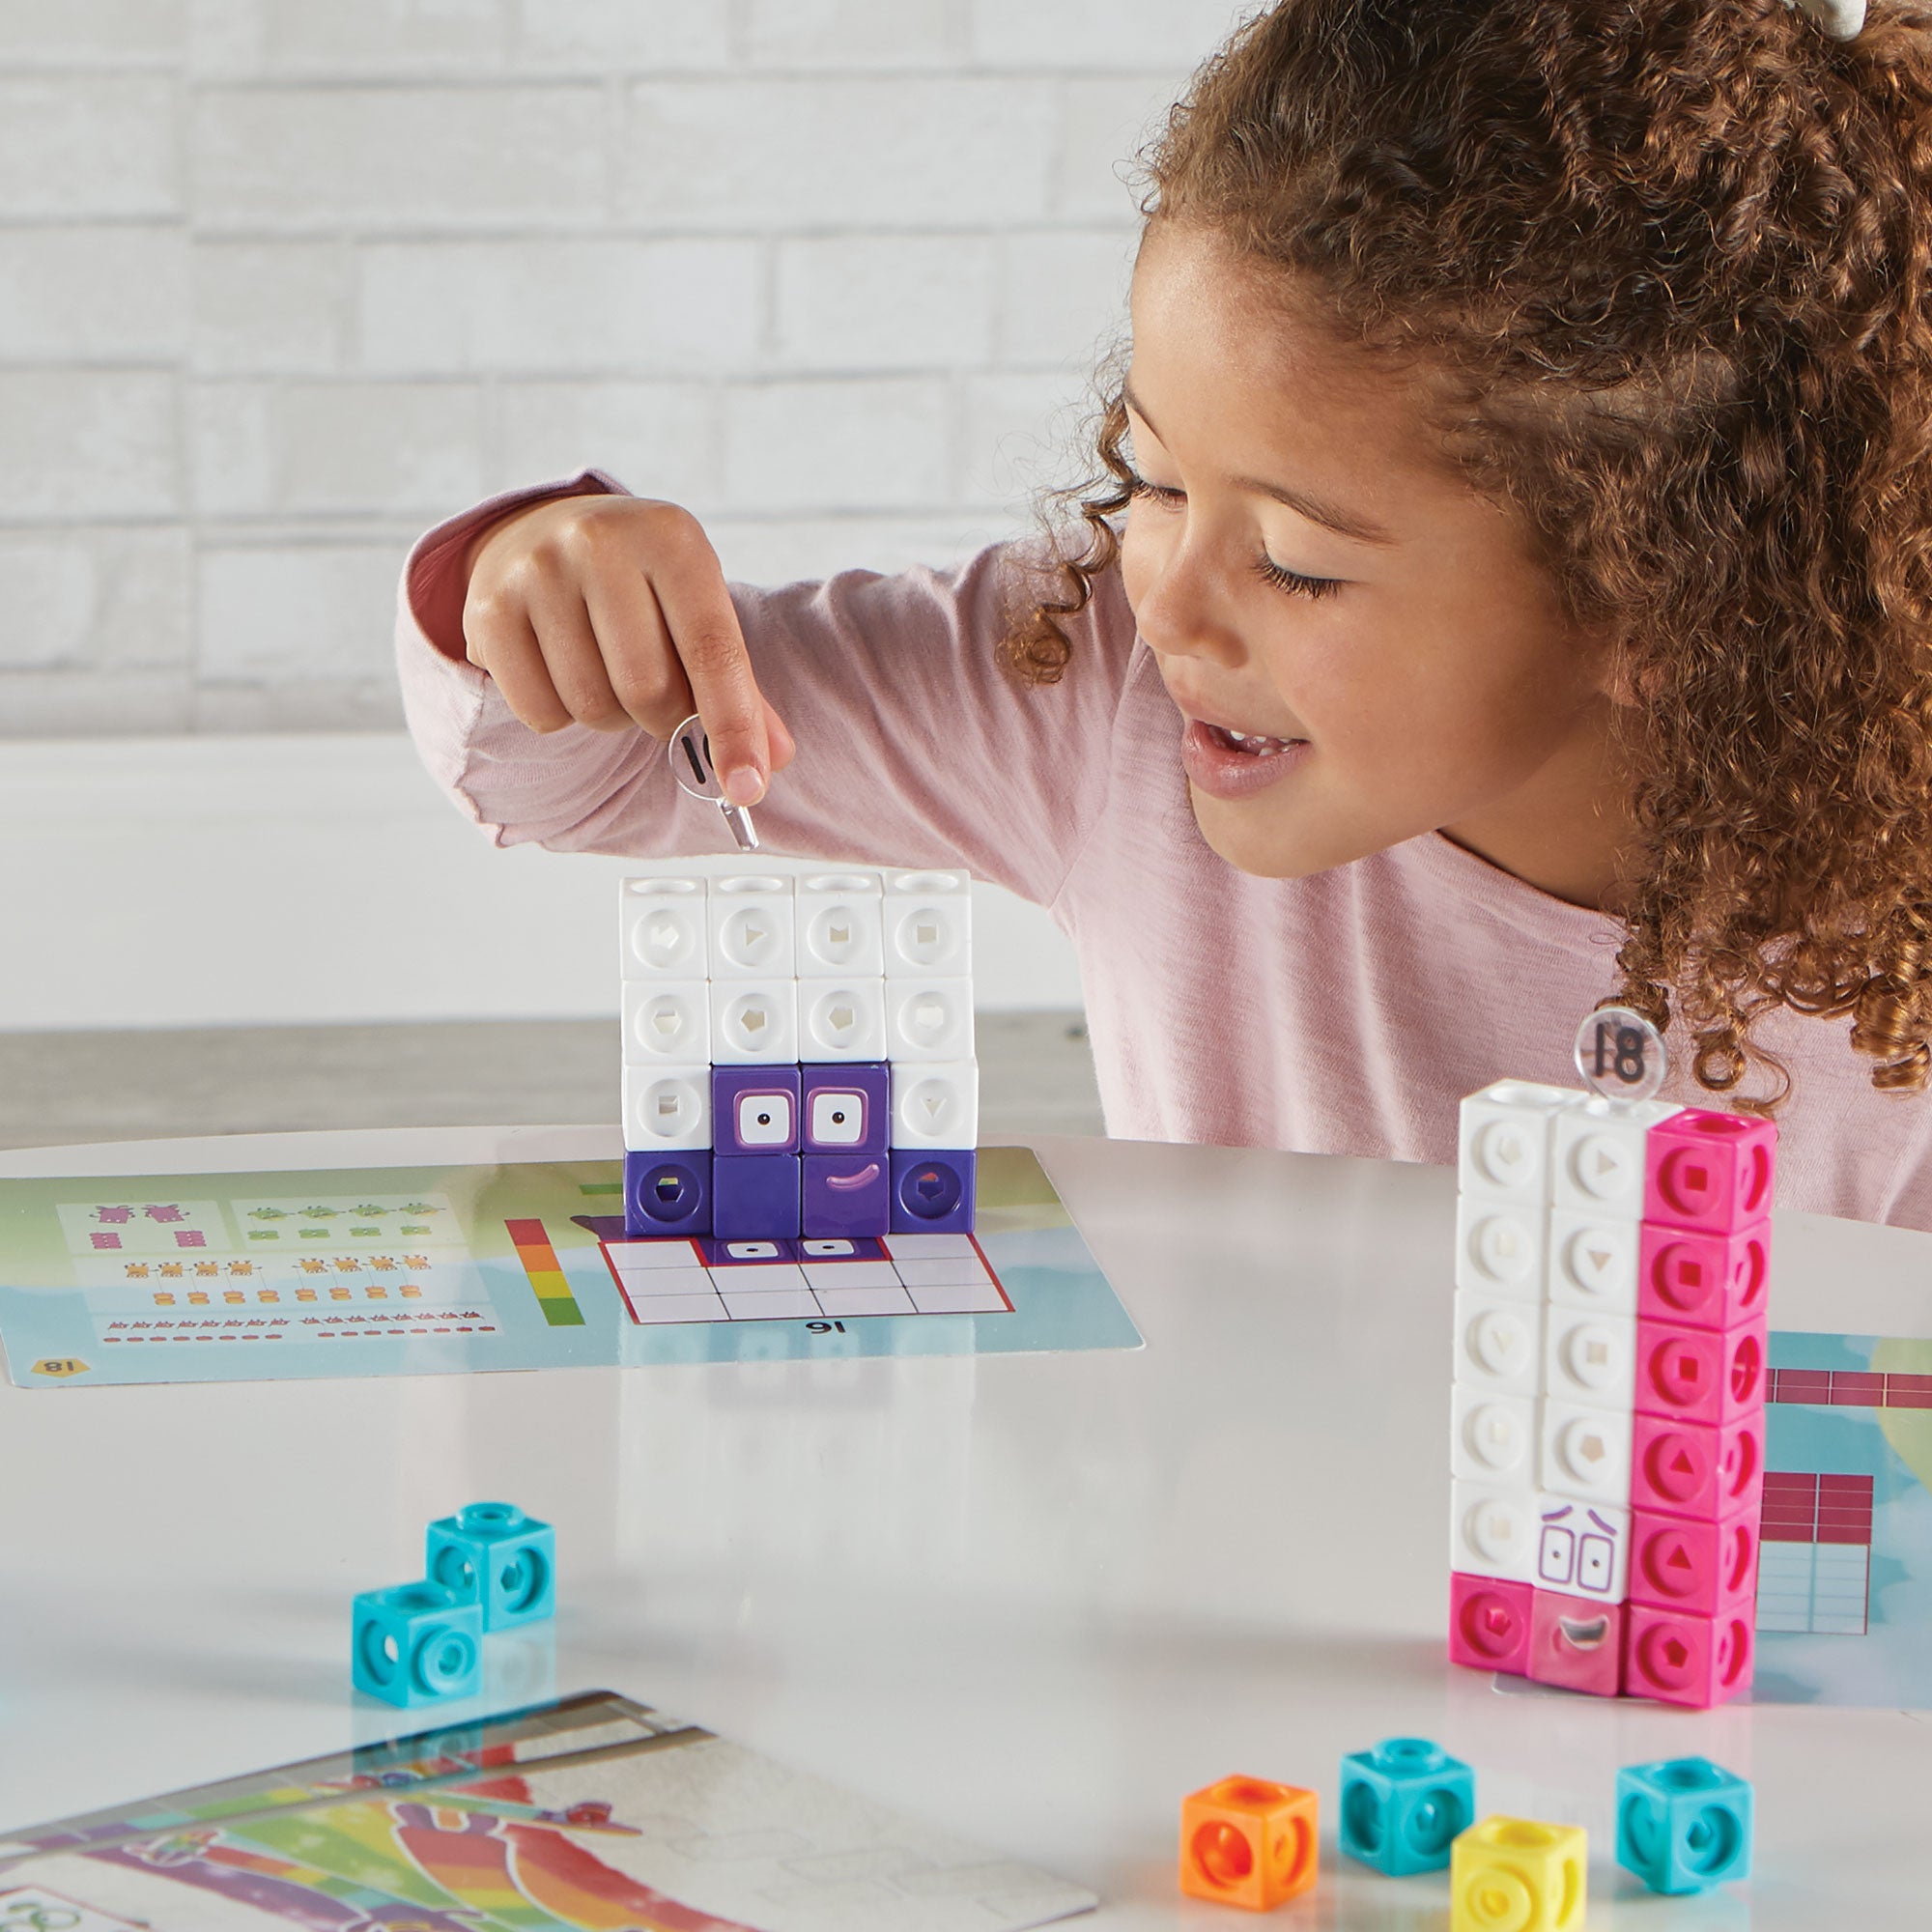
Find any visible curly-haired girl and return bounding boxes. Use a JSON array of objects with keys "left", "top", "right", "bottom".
[{"left": 399, "top": 0, "right": 1932, "bottom": 1226}]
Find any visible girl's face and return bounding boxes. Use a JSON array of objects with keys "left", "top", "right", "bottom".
[{"left": 1121, "top": 220, "right": 1634, "bottom": 910}]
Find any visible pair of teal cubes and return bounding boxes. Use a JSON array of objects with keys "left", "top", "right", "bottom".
[
  {"left": 1339, "top": 1741, "right": 1751, "bottom": 1895},
  {"left": 351, "top": 1501, "right": 555, "bottom": 1708}
]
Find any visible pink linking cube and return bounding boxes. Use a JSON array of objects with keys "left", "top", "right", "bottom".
[
  {"left": 1634, "top": 1314, "right": 1768, "bottom": 1427},
  {"left": 1625, "top": 1604, "right": 1754, "bottom": 1708},
  {"left": 1629, "top": 1506, "right": 1759, "bottom": 1618},
  {"left": 1448, "top": 1572, "right": 1533, "bottom": 1675},
  {"left": 1636, "top": 1220, "right": 1770, "bottom": 1329},
  {"left": 1526, "top": 1588, "right": 1623, "bottom": 1696},
  {"left": 1643, "top": 1109, "right": 1776, "bottom": 1233},
  {"left": 1631, "top": 1411, "right": 1765, "bottom": 1520}
]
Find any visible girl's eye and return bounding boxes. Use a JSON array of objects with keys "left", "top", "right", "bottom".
[
  {"left": 1254, "top": 554, "right": 1341, "bottom": 601},
  {"left": 1125, "top": 462, "right": 1340, "bottom": 600},
  {"left": 1122, "top": 464, "right": 1186, "bottom": 508}
]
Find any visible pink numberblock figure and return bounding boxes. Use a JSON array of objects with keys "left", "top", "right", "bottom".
[{"left": 1448, "top": 1012, "right": 1775, "bottom": 1707}]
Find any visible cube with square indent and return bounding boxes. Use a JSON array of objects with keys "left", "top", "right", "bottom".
[
  {"left": 884, "top": 868, "right": 971, "bottom": 976},
  {"left": 621, "top": 1064, "right": 710, "bottom": 1153}
]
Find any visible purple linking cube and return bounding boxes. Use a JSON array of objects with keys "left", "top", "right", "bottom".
[
  {"left": 890, "top": 1150, "right": 976, "bottom": 1235},
  {"left": 713, "top": 1065, "right": 801, "bottom": 1153},
  {"left": 714, "top": 1152, "right": 801, "bottom": 1240},
  {"left": 623, "top": 1151, "right": 711, "bottom": 1238},
  {"left": 802, "top": 1152, "right": 889, "bottom": 1238},
  {"left": 801, "top": 1063, "right": 890, "bottom": 1153}
]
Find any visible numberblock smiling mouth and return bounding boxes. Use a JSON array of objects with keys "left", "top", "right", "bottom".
[{"left": 1557, "top": 1613, "right": 1612, "bottom": 1651}]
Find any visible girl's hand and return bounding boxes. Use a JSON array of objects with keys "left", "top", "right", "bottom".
[{"left": 460, "top": 494, "right": 794, "bottom": 807}]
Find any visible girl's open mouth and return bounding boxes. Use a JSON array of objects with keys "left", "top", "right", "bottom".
[{"left": 1181, "top": 718, "right": 1312, "bottom": 800}]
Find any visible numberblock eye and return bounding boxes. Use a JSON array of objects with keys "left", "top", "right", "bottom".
[
  {"left": 810, "top": 1091, "right": 866, "bottom": 1146},
  {"left": 736, "top": 1092, "right": 793, "bottom": 1147}
]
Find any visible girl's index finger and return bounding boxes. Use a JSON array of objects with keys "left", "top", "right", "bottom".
[{"left": 652, "top": 538, "right": 779, "bottom": 807}]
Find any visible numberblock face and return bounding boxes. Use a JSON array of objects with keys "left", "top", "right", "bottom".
[
  {"left": 735, "top": 1090, "right": 794, "bottom": 1148},
  {"left": 809, "top": 1088, "right": 867, "bottom": 1148},
  {"left": 1536, "top": 1500, "right": 1630, "bottom": 1603}
]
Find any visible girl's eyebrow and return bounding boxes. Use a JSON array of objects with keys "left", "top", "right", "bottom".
[{"left": 1122, "top": 383, "right": 1397, "bottom": 548}]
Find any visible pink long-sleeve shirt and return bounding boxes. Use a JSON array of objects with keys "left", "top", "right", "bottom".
[{"left": 398, "top": 472, "right": 1932, "bottom": 1230}]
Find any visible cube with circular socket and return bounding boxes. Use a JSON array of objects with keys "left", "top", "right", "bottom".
[
  {"left": 619, "top": 867, "right": 978, "bottom": 1245},
  {"left": 1178, "top": 1776, "right": 1319, "bottom": 1910},
  {"left": 707, "top": 875, "right": 795, "bottom": 980},
  {"left": 797, "top": 871, "right": 884, "bottom": 977},
  {"left": 351, "top": 1580, "right": 482, "bottom": 1708},
  {"left": 1450, "top": 1817, "right": 1587, "bottom": 1932},
  {"left": 1339, "top": 1738, "right": 1476, "bottom": 1877},
  {"left": 1615, "top": 1756, "right": 1752, "bottom": 1894},
  {"left": 620, "top": 875, "right": 708, "bottom": 980},
  {"left": 425, "top": 1500, "right": 555, "bottom": 1632},
  {"left": 885, "top": 869, "right": 971, "bottom": 978}
]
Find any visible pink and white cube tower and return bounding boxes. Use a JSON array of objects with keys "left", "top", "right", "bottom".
[{"left": 1449, "top": 1079, "right": 1776, "bottom": 1706}]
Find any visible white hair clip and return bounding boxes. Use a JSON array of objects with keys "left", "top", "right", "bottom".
[{"left": 1786, "top": 0, "right": 1867, "bottom": 39}]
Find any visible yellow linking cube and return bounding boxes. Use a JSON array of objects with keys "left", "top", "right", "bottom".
[{"left": 1451, "top": 1816, "right": 1587, "bottom": 1931}]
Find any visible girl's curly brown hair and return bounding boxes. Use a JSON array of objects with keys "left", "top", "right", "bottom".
[{"left": 1009, "top": 0, "right": 1932, "bottom": 1109}]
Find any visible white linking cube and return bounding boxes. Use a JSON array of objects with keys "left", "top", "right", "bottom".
[
  {"left": 1450, "top": 1480, "right": 1538, "bottom": 1584},
  {"left": 884, "top": 868, "right": 972, "bottom": 977},
  {"left": 886, "top": 976, "right": 975, "bottom": 1062},
  {"left": 708, "top": 875, "right": 795, "bottom": 980},
  {"left": 1533, "top": 1493, "right": 1631, "bottom": 1603},
  {"left": 797, "top": 979, "right": 888, "bottom": 1062},
  {"left": 1454, "top": 1194, "right": 1546, "bottom": 1302},
  {"left": 1545, "top": 1207, "right": 1639, "bottom": 1314},
  {"left": 1550, "top": 1095, "right": 1682, "bottom": 1219},
  {"left": 1545, "top": 1308, "right": 1637, "bottom": 1411},
  {"left": 1452, "top": 1288, "right": 1544, "bottom": 1399},
  {"left": 621, "top": 1064, "right": 711, "bottom": 1152},
  {"left": 620, "top": 980, "right": 709, "bottom": 1066},
  {"left": 1450, "top": 1386, "right": 1538, "bottom": 1488},
  {"left": 711, "top": 980, "right": 800, "bottom": 1065},
  {"left": 620, "top": 874, "right": 708, "bottom": 980},
  {"left": 797, "top": 871, "right": 885, "bottom": 977},
  {"left": 891, "top": 1060, "right": 980, "bottom": 1151},
  {"left": 1540, "top": 1399, "right": 1634, "bottom": 1506},
  {"left": 1457, "top": 1080, "right": 1578, "bottom": 1208}
]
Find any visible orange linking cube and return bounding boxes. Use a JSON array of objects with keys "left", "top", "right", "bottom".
[{"left": 1179, "top": 1776, "right": 1320, "bottom": 1910}]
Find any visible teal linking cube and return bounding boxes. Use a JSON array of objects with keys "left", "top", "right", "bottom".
[
  {"left": 1338, "top": 1737, "right": 1477, "bottom": 1875},
  {"left": 1616, "top": 1756, "right": 1753, "bottom": 1893},
  {"left": 351, "top": 1582, "right": 482, "bottom": 1708},
  {"left": 426, "top": 1500, "right": 556, "bottom": 1632}
]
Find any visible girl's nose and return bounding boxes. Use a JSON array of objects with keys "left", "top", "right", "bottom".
[{"left": 1133, "top": 541, "right": 1247, "bottom": 669}]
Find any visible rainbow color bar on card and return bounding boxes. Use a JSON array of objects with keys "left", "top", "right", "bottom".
[{"left": 505, "top": 1218, "right": 584, "bottom": 1328}]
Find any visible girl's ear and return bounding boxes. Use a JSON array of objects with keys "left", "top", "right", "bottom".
[{"left": 1587, "top": 626, "right": 1651, "bottom": 711}]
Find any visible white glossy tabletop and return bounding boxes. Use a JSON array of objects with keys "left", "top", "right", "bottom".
[{"left": 1, "top": 1126, "right": 1928, "bottom": 1927}]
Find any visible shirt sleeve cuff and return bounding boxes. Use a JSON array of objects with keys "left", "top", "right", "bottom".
[{"left": 404, "top": 469, "right": 632, "bottom": 664}]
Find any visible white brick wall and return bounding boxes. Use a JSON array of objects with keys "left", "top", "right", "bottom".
[{"left": 0, "top": 0, "right": 1251, "bottom": 733}]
